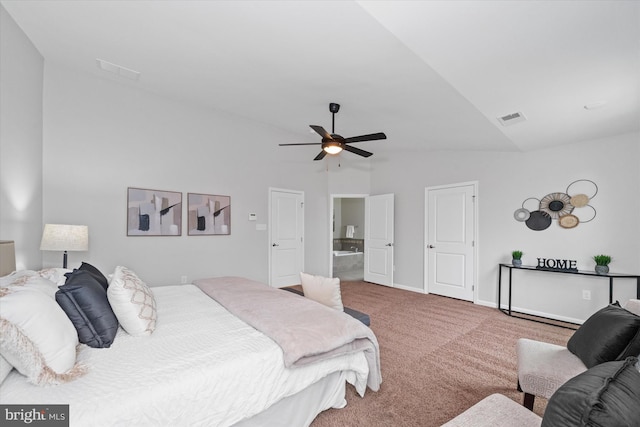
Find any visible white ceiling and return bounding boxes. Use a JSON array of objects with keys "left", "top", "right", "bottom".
[{"left": 2, "top": 0, "right": 639, "bottom": 156}]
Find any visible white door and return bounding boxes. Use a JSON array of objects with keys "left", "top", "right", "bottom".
[
  {"left": 425, "top": 183, "right": 476, "bottom": 301},
  {"left": 269, "top": 188, "right": 304, "bottom": 287},
  {"left": 364, "top": 194, "right": 394, "bottom": 287}
]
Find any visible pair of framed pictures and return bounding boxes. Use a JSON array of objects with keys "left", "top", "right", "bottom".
[{"left": 126, "top": 187, "right": 230, "bottom": 236}]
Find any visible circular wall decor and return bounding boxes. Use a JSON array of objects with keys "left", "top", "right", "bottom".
[
  {"left": 514, "top": 197, "right": 540, "bottom": 222},
  {"left": 514, "top": 208, "right": 530, "bottom": 222},
  {"left": 525, "top": 210, "right": 552, "bottom": 231},
  {"left": 570, "top": 194, "right": 589, "bottom": 207},
  {"left": 566, "top": 179, "right": 598, "bottom": 208},
  {"left": 577, "top": 204, "right": 597, "bottom": 223},
  {"left": 540, "top": 192, "right": 573, "bottom": 219},
  {"left": 559, "top": 214, "right": 579, "bottom": 229}
]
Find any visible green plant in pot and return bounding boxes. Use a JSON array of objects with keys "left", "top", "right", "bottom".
[
  {"left": 593, "top": 254, "right": 611, "bottom": 275},
  {"left": 512, "top": 250, "right": 523, "bottom": 267}
]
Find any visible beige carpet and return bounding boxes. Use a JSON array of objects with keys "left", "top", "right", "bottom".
[{"left": 309, "top": 281, "right": 574, "bottom": 427}]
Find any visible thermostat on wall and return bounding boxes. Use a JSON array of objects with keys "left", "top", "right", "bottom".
[{"left": 248, "top": 213, "right": 257, "bottom": 221}]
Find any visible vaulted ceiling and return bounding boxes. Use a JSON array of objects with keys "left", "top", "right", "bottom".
[{"left": 3, "top": 0, "right": 638, "bottom": 157}]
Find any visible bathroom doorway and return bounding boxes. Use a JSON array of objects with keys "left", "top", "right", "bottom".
[{"left": 330, "top": 195, "right": 366, "bottom": 281}]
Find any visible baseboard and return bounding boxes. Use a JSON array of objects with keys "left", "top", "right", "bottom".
[
  {"left": 475, "top": 299, "right": 497, "bottom": 308},
  {"left": 393, "top": 283, "right": 426, "bottom": 294},
  {"left": 499, "top": 304, "right": 584, "bottom": 324}
]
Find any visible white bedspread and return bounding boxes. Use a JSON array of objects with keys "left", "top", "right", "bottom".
[{"left": 0, "top": 285, "right": 369, "bottom": 426}]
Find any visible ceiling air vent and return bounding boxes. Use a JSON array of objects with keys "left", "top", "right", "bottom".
[
  {"left": 96, "top": 59, "right": 141, "bottom": 81},
  {"left": 497, "top": 111, "right": 526, "bottom": 127}
]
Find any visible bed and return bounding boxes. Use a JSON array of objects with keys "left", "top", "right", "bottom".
[{"left": 0, "top": 268, "right": 381, "bottom": 427}]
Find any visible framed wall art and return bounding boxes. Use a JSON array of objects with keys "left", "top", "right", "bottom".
[
  {"left": 127, "top": 187, "right": 182, "bottom": 236},
  {"left": 188, "top": 193, "right": 231, "bottom": 235}
]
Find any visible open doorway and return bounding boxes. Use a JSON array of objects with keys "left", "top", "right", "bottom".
[{"left": 330, "top": 195, "right": 366, "bottom": 280}]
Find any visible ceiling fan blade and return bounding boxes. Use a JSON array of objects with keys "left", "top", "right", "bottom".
[
  {"left": 314, "top": 151, "right": 327, "bottom": 161},
  {"left": 310, "top": 125, "right": 332, "bottom": 140},
  {"left": 343, "top": 132, "right": 387, "bottom": 143},
  {"left": 343, "top": 144, "right": 373, "bottom": 158},
  {"left": 279, "top": 143, "right": 322, "bottom": 146}
]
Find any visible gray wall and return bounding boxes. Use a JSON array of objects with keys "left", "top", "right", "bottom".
[
  {"left": 39, "top": 63, "right": 356, "bottom": 284},
  {"left": 340, "top": 198, "right": 364, "bottom": 240},
  {"left": 0, "top": 5, "right": 44, "bottom": 270},
  {"left": 370, "top": 132, "right": 640, "bottom": 322}
]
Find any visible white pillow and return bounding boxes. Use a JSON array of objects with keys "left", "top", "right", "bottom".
[
  {"left": 0, "top": 270, "right": 38, "bottom": 288},
  {"left": 0, "top": 286, "right": 85, "bottom": 385},
  {"left": 0, "top": 354, "right": 13, "bottom": 384},
  {"left": 0, "top": 274, "right": 60, "bottom": 299},
  {"left": 300, "top": 272, "right": 344, "bottom": 311},
  {"left": 107, "top": 266, "right": 157, "bottom": 336},
  {"left": 38, "top": 267, "right": 72, "bottom": 286}
]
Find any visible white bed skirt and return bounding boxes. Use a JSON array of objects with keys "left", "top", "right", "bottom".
[{"left": 234, "top": 370, "right": 347, "bottom": 427}]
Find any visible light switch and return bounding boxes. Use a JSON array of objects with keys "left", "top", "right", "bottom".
[{"left": 248, "top": 213, "right": 257, "bottom": 221}]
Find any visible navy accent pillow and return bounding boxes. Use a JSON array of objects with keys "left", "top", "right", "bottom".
[
  {"left": 567, "top": 304, "right": 640, "bottom": 368},
  {"left": 57, "top": 270, "right": 119, "bottom": 348},
  {"left": 78, "top": 262, "right": 109, "bottom": 291},
  {"left": 541, "top": 357, "right": 640, "bottom": 427}
]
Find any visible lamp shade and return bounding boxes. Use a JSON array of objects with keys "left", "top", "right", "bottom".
[
  {"left": 40, "top": 224, "right": 89, "bottom": 251},
  {"left": 0, "top": 240, "right": 16, "bottom": 276}
]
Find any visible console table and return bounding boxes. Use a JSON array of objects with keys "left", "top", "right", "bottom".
[{"left": 498, "top": 263, "right": 640, "bottom": 327}]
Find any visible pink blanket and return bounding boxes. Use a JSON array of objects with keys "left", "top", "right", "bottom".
[{"left": 194, "top": 276, "right": 381, "bottom": 392}]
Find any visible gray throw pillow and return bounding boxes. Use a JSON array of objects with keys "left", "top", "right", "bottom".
[
  {"left": 567, "top": 304, "right": 640, "bottom": 368},
  {"left": 57, "top": 270, "right": 119, "bottom": 348},
  {"left": 541, "top": 357, "right": 640, "bottom": 427}
]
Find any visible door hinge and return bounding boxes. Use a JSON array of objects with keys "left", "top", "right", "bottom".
[
  {"left": 472, "top": 285, "right": 475, "bottom": 291},
  {"left": 472, "top": 240, "right": 475, "bottom": 247},
  {"left": 472, "top": 195, "right": 476, "bottom": 202},
  {"left": 301, "top": 202, "right": 304, "bottom": 207}
]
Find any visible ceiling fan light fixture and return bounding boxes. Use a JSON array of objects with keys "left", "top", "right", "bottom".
[{"left": 323, "top": 142, "right": 343, "bottom": 155}]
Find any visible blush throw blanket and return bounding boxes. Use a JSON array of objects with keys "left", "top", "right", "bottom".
[{"left": 194, "top": 276, "right": 382, "bottom": 392}]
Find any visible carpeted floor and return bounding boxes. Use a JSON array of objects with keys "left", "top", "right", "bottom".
[{"left": 309, "top": 281, "right": 574, "bottom": 427}]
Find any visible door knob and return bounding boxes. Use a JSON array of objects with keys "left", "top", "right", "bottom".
[
  {"left": 385, "top": 243, "right": 393, "bottom": 246},
  {"left": 272, "top": 243, "right": 279, "bottom": 247},
  {"left": 428, "top": 245, "right": 435, "bottom": 248}
]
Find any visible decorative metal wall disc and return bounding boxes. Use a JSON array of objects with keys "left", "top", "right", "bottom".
[
  {"left": 566, "top": 179, "right": 598, "bottom": 208},
  {"left": 514, "top": 197, "right": 539, "bottom": 222},
  {"left": 525, "top": 210, "right": 552, "bottom": 230},
  {"left": 577, "top": 205, "right": 597, "bottom": 223},
  {"left": 514, "top": 208, "right": 530, "bottom": 221},
  {"left": 559, "top": 214, "right": 579, "bottom": 229},
  {"left": 540, "top": 192, "right": 574, "bottom": 219}
]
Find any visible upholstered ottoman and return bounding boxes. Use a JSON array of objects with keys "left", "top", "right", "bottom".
[{"left": 441, "top": 394, "right": 541, "bottom": 427}]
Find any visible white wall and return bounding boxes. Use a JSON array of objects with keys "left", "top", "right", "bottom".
[
  {"left": 0, "top": 5, "right": 44, "bottom": 270},
  {"left": 371, "top": 132, "right": 640, "bottom": 322},
  {"left": 40, "top": 64, "right": 356, "bottom": 285}
]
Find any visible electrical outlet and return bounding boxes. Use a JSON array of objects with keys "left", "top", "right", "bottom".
[
  {"left": 582, "top": 290, "right": 591, "bottom": 300},
  {"left": 181, "top": 275, "right": 188, "bottom": 284}
]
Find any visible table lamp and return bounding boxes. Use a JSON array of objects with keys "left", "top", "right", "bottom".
[{"left": 40, "top": 224, "right": 89, "bottom": 268}]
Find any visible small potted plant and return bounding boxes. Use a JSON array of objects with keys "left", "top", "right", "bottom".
[
  {"left": 511, "top": 250, "right": 523, "bottom": 267},
  {"left": 593, "top": 254, "right": 611, "bottom": 275}
]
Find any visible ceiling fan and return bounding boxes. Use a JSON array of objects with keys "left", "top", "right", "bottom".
[{"left": 279, "top": 103, "right": 387, "bottom": 161}]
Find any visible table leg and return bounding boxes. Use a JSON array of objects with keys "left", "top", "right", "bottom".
[
  {"left": 498, "top": 265, "right": 502, "bottom": 312},
  {"left": 609, "top": 277, "right": 613, "bottom": 304},
  {"left": 508, "top": 267, "right": 513, "bottom": 316}
]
